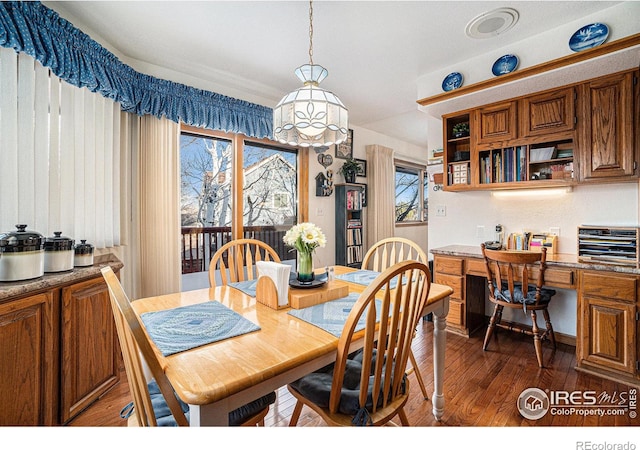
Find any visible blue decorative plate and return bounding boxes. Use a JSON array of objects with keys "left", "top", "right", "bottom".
[
  {"left": 569, "top": 23, "right": 609, "bottom": 52},
  {"left": 442, "top": 72, "right": 463, "bottom": 92},
  {"left": 492, "top": 54, "right": 519, "bottom": 76}
]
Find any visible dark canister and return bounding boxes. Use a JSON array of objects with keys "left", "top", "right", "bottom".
[
  {"left": 74, "top": 240, "right": 94, "bottom": 267},
  {"left": 0, "top": 224, "right": 45, "bottom": 281},
  {"left": 44, "top": 231, "right": 75, "bottom": 272}
]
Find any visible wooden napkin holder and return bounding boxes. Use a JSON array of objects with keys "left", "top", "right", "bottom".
[
  {"left": 288, "top": 282, "right": 349, "bottom": 309},
  {"left": 256, "top": 276, "right": 289, "bottom": 310}
]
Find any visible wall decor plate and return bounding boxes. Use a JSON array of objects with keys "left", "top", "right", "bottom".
[
  {"left": 442, "top": 72, "right": 463, "bottom": 92},
  {"left": 492, "top": 54, "right": 519, "bottom": 76},
  {"left": 569, "top": 23, "right": 609, "bottom": 52}
]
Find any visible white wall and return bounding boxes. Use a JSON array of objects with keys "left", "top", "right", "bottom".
[{"left": 308, "top": 124, "right": 429, "bottom": 269}]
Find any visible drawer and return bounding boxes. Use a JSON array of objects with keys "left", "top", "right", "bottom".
[
  {"left": 434, "top": 273, "right": 463, "bottom": 300},
  {"left": 447, "top": 300, "right": 465, "bottom": 327},
  {"left": 466, "top": 258, "right": 486, "bottom": 277},
  {"left": 542, "top": 268, "right": 575, "bottom": 289},
  {"left": 580, "top": 271, "right": 637, "bottom": 302},
  {"left": 434, "top": 256, "right": 464, "bottom": 276}
]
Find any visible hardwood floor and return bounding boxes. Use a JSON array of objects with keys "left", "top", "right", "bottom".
[{"left": 67, "top": 320, "right": 640, "bottom": 428}]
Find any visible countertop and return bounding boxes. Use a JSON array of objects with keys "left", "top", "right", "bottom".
[
  {"left": 430, "top": 245, "right": 640, "bottom": 275},
  {"left": 0, "top": 253, "right": 124, "bottom": 301}
]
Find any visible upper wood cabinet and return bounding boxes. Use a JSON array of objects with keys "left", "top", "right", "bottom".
[
  {"left": 520, "top": 87, "right": 576, "bottom": 137},
  {"left": 474, "top": 101, "right": 517, "bottom": 145},
  {"left": 579, "top": 71, "right": 636, "bottom": 181}
]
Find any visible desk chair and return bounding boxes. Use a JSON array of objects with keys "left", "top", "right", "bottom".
[
  {"left": 209, "top": 238, "right": 281, "bottom": 288},
  {"left": 287, "top": 260, "right": 431, "bottom": 426},
  {"left": 480, "top": 244, "right": 557, "bottom": 368},
  {"left": 361, "top": 237, "right": 430, "bottom": 400},
  {"left": 101, "top": 267, "right": 275, "bottom": 426}
]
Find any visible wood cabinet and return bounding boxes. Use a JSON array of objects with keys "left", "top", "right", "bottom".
[
  {"left": 335, "top": 183, "right": 365, "bottom": 268},
  {"left": 577, "top": 271, "right": 638, "bottom": 380},
  {"left": 579, "top": 71, "right": 636, "bottom": 181},
  {"left": 475, "top": 101, "right": 517, "bottom": 145},
  {"left": 433, "top": 255, "right": 485, "bottom": 336},
  {"left": 520, "top": 87, "right": 576, "bottom": 137},
  {"left": 0, "top": 261, "right": 121, "bottom": 425},
  {"left": 0, "top": 292, "right": 58, "bottom": 425},
  {"left": 442, "top": 68, "right": 638, "bottom": 191},
  {"left": 60, "top": 277, "right": 119, "bottom": 423}
]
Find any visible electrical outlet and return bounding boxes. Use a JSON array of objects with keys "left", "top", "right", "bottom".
[
  {"left": 549, "top": 227, "right": 560, "bottom": 236},
  {"left": 436, "top": 205, "right": 446, "bottom": 216},
  {"left": 476, "top": 225, "right": 485, "bottom": 238},
  {"left": 316, "top": 207, "right": 324, "bottom": 216}
]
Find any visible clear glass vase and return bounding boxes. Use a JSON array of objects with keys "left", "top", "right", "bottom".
[{"left": 297, "top": 251, "right": 314, "bottom": 283}]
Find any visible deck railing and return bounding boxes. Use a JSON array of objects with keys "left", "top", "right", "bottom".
[{"left": 180, "top": 225, "right": 291, "bottom": 274}]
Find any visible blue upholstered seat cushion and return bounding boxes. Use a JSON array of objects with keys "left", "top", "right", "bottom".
[
  {"left": 122, "top": 380, "right": 276, "bottom": 426},
  {"left": 494, "top": 283, "right": 556, "bottom": 305},
  {"left": 288, "top": 349, "right": 406, "bottom": 416}
]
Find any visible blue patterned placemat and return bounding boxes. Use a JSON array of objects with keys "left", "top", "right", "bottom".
[
  {"left": 287, "top": 293, "right": 382, "bottom": 337},
  {"left": 140, "top": 301, "right": 260, "bottom": 356},
  {"left": 336, "top": 269, "right": 407, "bottom": 289},
  {"left": 229, "top": 279, "right": 259, "bottom": 297}
]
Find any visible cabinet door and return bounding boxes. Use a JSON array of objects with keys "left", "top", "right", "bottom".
[
  {"left": 475, "top": 101, "right": 517, "bottom": 145},
  {"left": 579, "top": 71, "right": 635, "bottom": 180},
  {"left": 60, "top": 277, "right": 119, "bottom": 423},
  {"left": 0, "top": 292, "right": 57, "bottom": 425},
  {"left": 520, "top": 88, "right": 576, "bottom": 137},
  {"left": 579, "top": 295, "right": 636, "bottom": 375}
]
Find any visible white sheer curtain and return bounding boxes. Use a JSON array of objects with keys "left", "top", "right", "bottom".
[
  {"left": 365, "top": 145, "right": 396, "bottom": 248},
  {"left": 135, "top": 115, "right": 181, "bottom": 297},
  {"left": 0, "top": 47, "right": 120, "bottom": 246}
]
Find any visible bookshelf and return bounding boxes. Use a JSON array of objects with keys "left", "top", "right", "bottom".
[{"left": 335, "top": 183, "right": 365, "bottom": 268}]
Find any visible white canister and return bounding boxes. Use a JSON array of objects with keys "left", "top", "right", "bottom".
[
  {"left": 74, "top": 240, "right": 94, "bottom": 267},
  {"left": 44, "top": 232, "right": 74, "bottom": 273},
  {"left": 0, "top": 225, "right": 45, "bottom": 282}
]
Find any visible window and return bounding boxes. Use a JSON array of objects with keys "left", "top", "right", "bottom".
[{"left": 395, "top": 162, "right": 428, "bottom": 224}]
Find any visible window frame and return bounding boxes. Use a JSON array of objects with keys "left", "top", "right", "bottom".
[
  {"left": 180, "top": 124, "right": 309, "bottom": 238},
  {"left": 394, "top": 159, "right": 428, "bottom": 226}
]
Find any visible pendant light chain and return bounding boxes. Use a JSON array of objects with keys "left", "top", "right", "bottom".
[{"left": 308, "top": 0, "right": 314, "bottom": 65}]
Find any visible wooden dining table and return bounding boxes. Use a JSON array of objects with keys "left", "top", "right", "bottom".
[{"left": 131, "top": 265, "right": 453, "bottom": 426}]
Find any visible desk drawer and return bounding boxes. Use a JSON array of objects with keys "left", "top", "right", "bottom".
[
  {"left": 434, "top": 256, "right": 464, "bottom": 276},
  {"left": 543, "top": 268, "right": 575, "bottom": 288},
  {"left": 433, "top": 273, "right": 463, "bottom": 300},
  {"left": 466, "top": 258, "right": 486, "bottom": 277},
  {"left": 580, "top": 271, "right": 637, "bottom": 302}
]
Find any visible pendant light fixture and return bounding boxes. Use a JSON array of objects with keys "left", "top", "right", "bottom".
[{"left": 273, "top": 0, "right": 348, "bottom": 148}]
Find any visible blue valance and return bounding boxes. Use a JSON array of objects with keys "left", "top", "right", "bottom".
[{"left": 0, "top": 1, "right": 273, "bottom": 139}]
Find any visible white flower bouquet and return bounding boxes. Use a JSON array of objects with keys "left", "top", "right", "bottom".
[{"left": 283, "top": 222, "right": 326, "bottom": 255}]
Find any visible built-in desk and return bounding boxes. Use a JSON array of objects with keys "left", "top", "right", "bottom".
[{"left": 430, "top": 245, "right": 640, "bottom": 387}]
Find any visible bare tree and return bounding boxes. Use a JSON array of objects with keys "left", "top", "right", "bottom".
[{"left": 395, "top": 171, "right": 419, "bottom": 222}]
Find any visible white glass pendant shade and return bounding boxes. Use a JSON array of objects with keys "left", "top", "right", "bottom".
[{"left": 273, "top": 64, "right": 348, "bottom": 148}]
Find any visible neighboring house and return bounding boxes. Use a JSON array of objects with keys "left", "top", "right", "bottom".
[{"left": 202, "top": 153, "right": 296, "bottom": 227}]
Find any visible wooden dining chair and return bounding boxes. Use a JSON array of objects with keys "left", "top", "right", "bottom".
[
  {"left": 480, "top": 243, "right": 557, "bottom": 368},
  {"left": 209, "top": 238, "right": 281, "bottom": 288},
  {"left": 287, "top": 260, "right": 431, "bottom": 426},
  {"left": 361, "top": 237, "right": 430, "bottom": 400},
  {"left": 101, "top": 266, "right": 275, "bottom": 426}
]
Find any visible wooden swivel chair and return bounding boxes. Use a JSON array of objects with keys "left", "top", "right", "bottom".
[
  {"left": 101, "top": 266, "right": 275, "bottom": 426},
  {"left": 287, "top": 260, "right": 431, "bottom": 426},
  {"left": 361, "top": 237, "right": 430, "bottom": 400},
  {"left": 480, "top": 243, "right": 557, "bottom": 368},
  {"left": 209, "top": 238, "right": 281, "bottom": 288}
]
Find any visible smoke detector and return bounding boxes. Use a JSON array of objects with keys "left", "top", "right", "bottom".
[{"left": 465, "top": 7, "right": 519, "bottom": 39}]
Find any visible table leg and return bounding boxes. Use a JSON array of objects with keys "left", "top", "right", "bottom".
[
  {"left": 188, "top": 402, "right": 229, "bottom": 426},
  {"left": 431, "top": 297, "right": 449, "bottom": 421}
]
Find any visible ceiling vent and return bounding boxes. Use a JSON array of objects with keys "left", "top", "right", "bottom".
[{"left": 465, "top": 7, "right": 519, "bottom": 39}]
